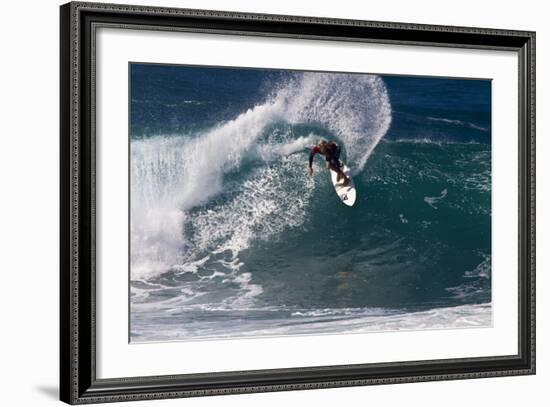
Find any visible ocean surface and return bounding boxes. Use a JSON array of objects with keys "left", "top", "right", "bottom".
[{"left": 129, "top": 64, "right": 492, "bottom": 342}]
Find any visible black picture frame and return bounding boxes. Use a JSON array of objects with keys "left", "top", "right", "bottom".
[{"left": 60, "top": 1, "right": 536, "bottom": 404}]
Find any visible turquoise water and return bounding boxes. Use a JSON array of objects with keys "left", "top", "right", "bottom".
[{"left": 129, "top": 65, "right": 491, "bottom": 341}]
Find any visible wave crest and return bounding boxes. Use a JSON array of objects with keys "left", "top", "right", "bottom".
[{"left": 279, "top": 72, "right": 392, "bottom": 172}]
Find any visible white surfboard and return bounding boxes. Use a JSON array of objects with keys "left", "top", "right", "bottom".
[{"left": 329, "top": 163, "right": 356, "bottom": 206}]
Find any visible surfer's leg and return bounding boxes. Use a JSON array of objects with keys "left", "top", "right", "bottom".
[
  {"left": 327, "top": 160, "right": 343, "bottom": 181},
  {"left": 328, "top": 159, "right": 342, "bottom": 180},
  {"left": 334, "top": 161, "right": 350, "bottom": 185},
  {"left": 341, "top": 174, "right": 350, "bottom": 186},
  {"left": 330, "top": 159, "right": 349, "bottom": 184}
]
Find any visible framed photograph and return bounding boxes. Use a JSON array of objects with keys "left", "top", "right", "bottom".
[{"left": 60, "top": 1, "right": 535, "bottom": 404}]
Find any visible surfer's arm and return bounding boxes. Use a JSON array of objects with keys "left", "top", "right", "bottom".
[
  {"left": 307, "top": 146, "right": 320, "bottom": 176},
  {"left": 308, "top": 146, "right": 320, "bottom": 168}
]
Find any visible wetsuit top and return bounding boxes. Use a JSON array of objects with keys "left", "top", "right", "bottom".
[{"left": 309, "top": 142, "right": 340, "bottom": 167}]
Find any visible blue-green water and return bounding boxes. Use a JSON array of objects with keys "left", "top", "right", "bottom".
[{"left": 129, "top": 64, "right": 491, "bottom": 342}]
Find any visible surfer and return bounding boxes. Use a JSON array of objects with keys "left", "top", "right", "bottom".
[{"left": 307, "top": 140, "right": 350, "bottom": 186}]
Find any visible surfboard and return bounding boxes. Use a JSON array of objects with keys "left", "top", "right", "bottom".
[{"left": 329, "top": 163, "right": 356, "bottom": 206}]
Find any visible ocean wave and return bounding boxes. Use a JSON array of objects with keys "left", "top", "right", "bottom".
[
  {"left": 446, "top": 254, "right": 491, "bottom": 300},
  {"left": 131, "top": 72, "right": 392, "bottom": 284},
  {"left": 130, "top": 303, "right": 492, "bottom": 342},
  {"left": 427, "top": 116, "right": 489, "bottom": 132},
  {"left": 384, "top": 138, "right": 484, "bottom": 145}
]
